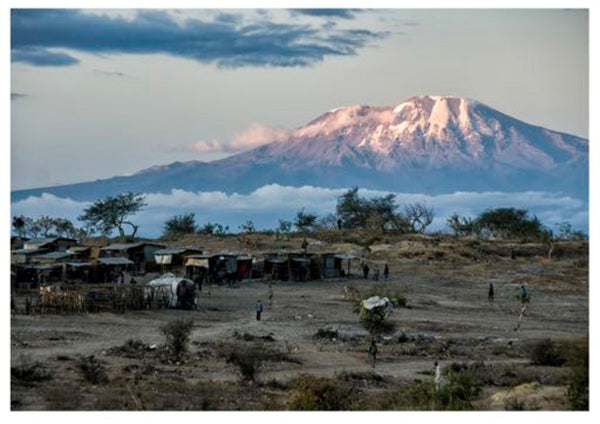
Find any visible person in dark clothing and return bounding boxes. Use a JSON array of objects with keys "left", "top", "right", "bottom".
[
  {"left": 520, "top": 284, "right": 529, "bottom": 304},
  {"left": 337, "top": 219, "right": 342, "bottom": 231},
  {"left": 488, "top": 283, "right": 494, "bottom": 302},
  {"left": 384, "top": 264, "right": 389, "bottom": 281},
  {"left": 368, "top": 339, "right": 378, "bottom": 368},
  {"left": 363, "top": 264, "right": 370, "bottom": 280},
  {"left": 255, "top": 300, "right": 263, "bottom": 321}
]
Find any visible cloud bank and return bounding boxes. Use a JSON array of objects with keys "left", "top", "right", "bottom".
[
  {"left": 11, "top": 185, "right": 588, "bottom": 238},
  {"left": 11, "top": 9, "right": 387, "bottom": 68},
  {"left": 178, "top": 123, "right": 291, "bottom": 154}
]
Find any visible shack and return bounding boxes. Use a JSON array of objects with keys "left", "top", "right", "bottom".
[
  {"left": 23, "top": 237, "right": 77, "bottom": 252},
  {"left": 97, "top": 257, "right": 135, "bottom": 283},
  {"left": 154, "top": 247, "right": 204, "bottom": 273},
  {"left": 185, "top": 254, "right": 210, "bottom": 284},
  {"left": 11, "top": 248, "right": 48, "bottom": 265},
  {"left": 100, "top": 242, "right": 165, "bottom": 273},
  {"left": 11, "top": 236, "right": 29, "bottom": 250},
  {"left": 185, "top": 253, "right": 252, "bottom": 284},
  {"left": 320, "top": 252, "right": 359, "bottom": 279}
]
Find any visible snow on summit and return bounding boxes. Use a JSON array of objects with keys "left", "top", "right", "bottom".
[{"left": 235, "top": 95, "right": 587, "bottom": 172}]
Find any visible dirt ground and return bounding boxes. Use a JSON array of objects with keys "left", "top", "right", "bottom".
[{"left": 10, "top": 234, "right": 589, "bottom": 411}]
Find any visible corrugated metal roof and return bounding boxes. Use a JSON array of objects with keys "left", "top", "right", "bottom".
[
  {"left": 67, "top": 246, "right": 90, "bottom": 253},
  {"left": 11, "top": 248, "right": 44, "bottom": 255},
  {"left": 67, "top": 261, "right": 94, "bottom": 268},
  {"left": 26, "top": 237, "right": 77, "bottom": 244},
  {"left": 97, "top": 257, "right": 134, "bottom": 265},
  {"left": 101, "top": 242, "right": 165, "bottom": 251},
  {"left": 333, "top": 253, "right": 358, "bottom": 260},
  {"left": 153, "top": 247, "right": 204, "bottom": 255},
  {"left": 34, "top": 251, "right": 74, "bottom": 260},
  {"left": 31, "top": 264, "right": 62, "bottom": 270}
]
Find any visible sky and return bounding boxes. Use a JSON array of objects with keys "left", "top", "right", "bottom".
[{"left": 10, "top": 8, "right": 589, "bottom": 190}]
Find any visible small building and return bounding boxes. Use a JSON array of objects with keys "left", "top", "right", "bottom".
[
  {"left": 100, "top": 242, "right": 165, "bottom": 273},
  {"left": 33, "top": 251, "right": 75, "bottom": 264},
  {"left": 66, "top": 246, "right": 93, "bottom": 260},
  {"left": 97, "top": 257, "right": 135, "bottom": 283},
  {"left": 11, "top": 236, "right": 29, "bottom": 250},
  {"left": 185, "top": 253, "right": 252, "bottom": 284},
  {"left": 319, "top": 252, "right": 359, "bottom": 279},
  {"left": 154, "top": 247, "right": 204, "bottom": 273},
  {"left": 11, "top": 248, "right": 49, "bottom": 265},
  {"left": 23, "top": 237, "right": 77, "bottom": 252}
]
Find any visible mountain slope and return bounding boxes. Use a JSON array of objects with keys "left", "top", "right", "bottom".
[{"left": 12, "top": 95, "right": 588, "bottom": 202}]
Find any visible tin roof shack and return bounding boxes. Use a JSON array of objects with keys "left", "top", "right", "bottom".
[
  {"left": 24, "top": 237, "right": 77, "bottom": 252},
  {"left": 97, "top": 257, "right": 135, "bottom": 283},
  {"left": 66, "top": 246, "right": 92, "bottom": 261},
  {"left": 154, "top": 247, "right": 204, "bottom": 273},
  {"left": 318, "top": 253, "right": 359, "bottom": 279},
  {"left": 263, "top": 252, "right": 311, "bottom": 281},
  {"left": 65, "top": 262, "right": 96, "bottom": 283},
  {"left": 208, "top": 253, "right": 241, "bottom": 285},
  {"left": 100, "top": 242, "right": 165, "bottom": 274},
  {"left": 185, "top": 254, "right": 210, "bottom": 283},
  {"left": 11, "top": 236, "right": 29, "bottom": 250},
  {"left": 11, "top": 248, "right": 49, "bottom": 265}
]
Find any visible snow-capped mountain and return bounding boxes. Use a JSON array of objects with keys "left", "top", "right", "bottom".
[
  {"left": 11, "top": 95, "right": 588, "bottom": 202},
  {"left": 230, "top": 95, "right": 586, "bottom": 171}
]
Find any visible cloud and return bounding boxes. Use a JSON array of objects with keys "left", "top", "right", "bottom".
[
  {"left": 11, "top": 92, "right": 27, "bottom": 100},
  {"left": 11, "top": 185, "right": 588, "bottom": 238},
  {"left": 292, "top": 9, "right": 362, "bottom": 20},
  {"left": 229, "top": 123, "right": 291, "bottom": 151},
  {"left": 177, "top": 123, "right": 291, "bottom": 154},
  {"left": 10, "top": 46, "right": 79, "bottom": 66},
  {"left": 11, "top": 9, "right": 387, "bottom": 68}
]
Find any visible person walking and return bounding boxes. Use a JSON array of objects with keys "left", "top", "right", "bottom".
[
  {"left": 267, "top": 284, "right": 274, "bottom": 306},
  {"left": 488, "top": 283, "right": 494, "bottom": 302},
  {"left": 368, "top": 339, "right": 378, "bottom": 368},
  {"left": 363, "top": 264, "right": 370, "bottom": 280},
  {"left": 383, "top": 263, "right": 389, "bottom": 281},
  {"left": 255, "top": 299, "right": 263, "bottom": 321}
]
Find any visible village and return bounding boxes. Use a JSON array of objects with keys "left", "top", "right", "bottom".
[{"left": 10, "top": 228, "right": 589, "bottom": 411}]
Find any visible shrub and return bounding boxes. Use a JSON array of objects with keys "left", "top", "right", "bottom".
[
  {"left": 565, "top": 339, "right": 588, "bottom": 410},
  {"left": 11, "top": 355, "right": 53, "bottom": 386},
  {"left": 160, "top": 318, "right": 194, "bottom": 360},
  {"left": 78, "top": 355, "right": 108, "bottom": 384},
  {"left": 290, "top": 374, "right": 357, "bottom": 410},
  {"left": 530, "top": 339, "right": 565, "bottom": 366},
  {"left": 225, "top": 346, "right": 264, "bottom": 383}
]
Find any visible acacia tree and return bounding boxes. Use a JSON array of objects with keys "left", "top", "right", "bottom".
[
  {"left": 78, "top": 192, "right": 147, "bottom": 238},
  {"left": 403, "top": 202, "right": 434, "bottom": 233},
  {"left": 294, "top": 209, "right": 318, "bottom": 232},
  {"left": 162, "top": 213, "right": 198, "bottom": 238},
  {"left": 12, "top": 215, "right": 27, "bottom": 237}
]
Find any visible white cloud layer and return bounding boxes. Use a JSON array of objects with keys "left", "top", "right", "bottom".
[
  {"left": 11, "top": 185, "right": 588, "bottom": 238},
  {"left": 177, "top": 123, "right": 291, "bottom": 154}
]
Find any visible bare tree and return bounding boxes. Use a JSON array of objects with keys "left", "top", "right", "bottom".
[{"left": 403, "top": 202, "right": 434, "bottom": 233}]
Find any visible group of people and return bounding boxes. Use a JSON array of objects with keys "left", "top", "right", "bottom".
[{"left": 362, "top": 263, "right": 389, "bottom": 281}]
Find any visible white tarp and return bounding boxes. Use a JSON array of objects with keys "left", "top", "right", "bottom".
[
  {"left": 146, "top": 273, "right": 194, "bottom": 308},
  {"left": 360, "top": 296, "right": 394, "bottom": 320},
  {"left": 155, "top": 254, "right": 173, "bottom": 265}
]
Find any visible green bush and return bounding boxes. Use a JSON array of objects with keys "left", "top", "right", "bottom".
[
  {"left": 160, "top": 318, "right": 194, "bottom": 360},
  {"left": 290, "top": 374, "right": 357, "bottom": 410}
]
